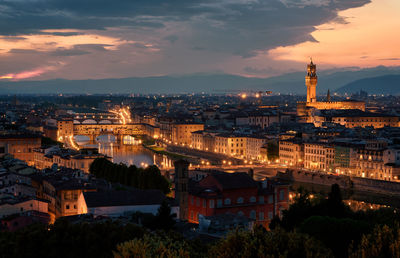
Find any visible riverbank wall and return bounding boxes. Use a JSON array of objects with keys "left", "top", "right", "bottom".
[{"left": 276, "top": 169, "right": 400, "bottom": 197}]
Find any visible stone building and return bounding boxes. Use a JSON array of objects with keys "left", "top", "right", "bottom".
[
  {"left": 297, "top": 60, "right": 365, "bottom": 122},
  {"left": 0, "top": 132, "right": 41, "bottom": 166}
]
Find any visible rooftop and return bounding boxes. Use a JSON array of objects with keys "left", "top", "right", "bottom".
[{"left": 83, "top": 189, "right": 165, "bottom": 207}]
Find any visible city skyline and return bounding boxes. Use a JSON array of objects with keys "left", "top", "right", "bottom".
[{"left": 0, "top": 0, "right": 399, "bottom": 82}]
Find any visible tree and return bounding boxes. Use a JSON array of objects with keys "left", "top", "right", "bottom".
[
  {"left": 350, "top": 224, "right": 400, "bottom": 258},
  {"left": 267, "top": 142, "right": 279, "bottom": 161},
  {"left": 300, "top": 216, "right": 370, "bottom": 258},
  {"left": 114, "top": 234, "right": 193, "bottom": 258},
  {"left": 89, "top": 158, "right": 171, "bottom": 194},
  {"left": 0, "top": 219, "right": 145, "bottom": 258},
  {"left": 270, "top": 187, "right": 313, "bottom": 230},
  {"left": 209, "top": 226, "right": 333, "bottom": 258},
  {"left": 326, "top": 183, "right": 349, "bottom": 218},
  {"left": 153, "top": 200, "right": 176, "bottom": 231}
]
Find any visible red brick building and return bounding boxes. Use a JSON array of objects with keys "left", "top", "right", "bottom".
[{"left": 187, "top": 172, "right": 289, "bottom": 228}]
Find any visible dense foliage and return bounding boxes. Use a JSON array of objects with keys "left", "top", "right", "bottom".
[
  {"left": 267, "top": 142, "right": 279, "bottom": 160},
  {"left": 114, "top": 234, "right": 193, "bottom": 258},
  {"left": 0, "top": 219, "right": 145, "bottom": 258},
  {"left": 271, "top": 184, "right": 400, "bottom": 258},
  {"left": 349, "top": 224, "right": 400, "bottom": 258},
  {"left": 89, "top": 158, "right": 171, "bottom": 194},
  {"left": 1, "top": 184, "right": 399, "bottom": 258},
  {"left": 131, "top": 200, "right": 176, "bottom": 231},
  {"left": 209, "top": 226, "right": 334, "bottom": 258}
]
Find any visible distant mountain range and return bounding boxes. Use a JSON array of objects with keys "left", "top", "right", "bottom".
[
  {"left": 335, "top": 74, "right": 400, "bottom": 95},
  {"left": 1, "top": 66, "right": 400, "bottom": 95}
]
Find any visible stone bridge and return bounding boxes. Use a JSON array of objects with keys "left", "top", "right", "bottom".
[{"left": 73, "top": 123, "right": 146, "bottom": 142}]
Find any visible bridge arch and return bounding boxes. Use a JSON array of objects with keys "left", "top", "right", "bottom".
[
  {"left": 82, "top": 119, "right": 97, "bottom": 124},
  {"left": 73, "top": 135, "right": 90, "bottom": 145},
  {"left": 99, "top": 120, "right": 112, "bottom": 124},
  {"left": 73, "top": 120, "right": 81, "bottom": 124},
  {"left": 96, "top": 134, "right": 116, "bottom": 143}
]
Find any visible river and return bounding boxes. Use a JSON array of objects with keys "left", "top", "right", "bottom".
[{"left": 75, "top": 135, "right": 174, "bottom": 169}]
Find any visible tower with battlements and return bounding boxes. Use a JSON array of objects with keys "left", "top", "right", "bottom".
[
  {"left": 297, "top": 60, "right": 365, "bottom": 125},
  {"left": 306, "top": 59, "right": 317, "bottom": 103}
]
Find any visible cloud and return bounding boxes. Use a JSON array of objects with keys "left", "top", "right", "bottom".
[
  {"left": 0, "top": 0, "right": 373, "bottom": 80},
  {"left": 0, "top": 65, "right": 60, "bottom": 80},
  {"left": 164, "top": 35, "right": 178, "bottom": 44},
  {"left": 379, "top": 58, "right": 400, "bottom": 61},
  {"left": 49, "top": 48, "right": 91, "bottom": 57},
  {"left": 243, "top": 66, "right": 276, "bottom": 76}
]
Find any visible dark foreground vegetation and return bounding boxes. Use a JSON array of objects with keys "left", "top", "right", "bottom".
[
  {"left": 1, "top": 184, "right": 399, "bottom": 258},
  {"left": 89, "top": 158, "right": 171, "bottom": 194}
]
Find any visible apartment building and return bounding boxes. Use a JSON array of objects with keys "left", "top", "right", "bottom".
[{"left": 279, "top": 139, "right": 304, "bottom": 167}]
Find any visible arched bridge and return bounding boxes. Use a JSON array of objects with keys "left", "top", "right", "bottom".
[{"left": 73, "top": 123, "right": 146, "bottom": 142}]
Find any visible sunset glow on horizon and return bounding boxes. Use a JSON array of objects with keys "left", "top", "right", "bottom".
[{"left": 269, "top": 0, "right": 400, "bottom": 68}]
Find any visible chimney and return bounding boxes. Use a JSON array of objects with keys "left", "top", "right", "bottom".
[{"left": 248, "top": 168, "right": 254, "bottom": 179}]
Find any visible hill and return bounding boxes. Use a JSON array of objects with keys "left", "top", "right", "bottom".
[
  {"left": 1, "top": 66, "right": 400, "bottom": 95},
  {"left": 335, "top": 74, "right": 400, "bottom": 95}
]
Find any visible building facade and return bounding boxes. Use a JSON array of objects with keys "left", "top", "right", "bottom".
[
  {"left": 171, "top": 123, "right": 204, "bottom": 146},
  {"left": 304, "top": 142, "right": 335, "bottom": 172},
  {"left": 0, "top": 133, "right": 41, "bottom": 166},
  {"left": 279, "top": 139, "right": 304, "bottom": 167},
  {"left": 187, "top": 172, "right": 289, "bottom": 228}
]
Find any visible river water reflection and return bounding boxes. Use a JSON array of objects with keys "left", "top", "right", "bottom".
[{"left": 78, "top": 135, "right": 174, "bottom": 169}]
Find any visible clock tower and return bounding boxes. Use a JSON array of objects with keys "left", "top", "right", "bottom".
[{"left": 305, "top": 59, "right": 317, "bottom": 103}]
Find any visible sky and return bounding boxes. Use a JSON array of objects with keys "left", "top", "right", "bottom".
[{"left": 0, "top": 0, "right": 399, "bottom": 81}]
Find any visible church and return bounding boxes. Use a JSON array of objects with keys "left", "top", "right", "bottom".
[{"left": 297, "top": 60, "right": 365, "bottom": 123}]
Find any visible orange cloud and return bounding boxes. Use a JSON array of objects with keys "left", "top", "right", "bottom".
[
  {"left": 0, "top": 29, "right": 133, "bottom": 55},
  {"left": 268, "top": 0, "right": 400, "bottom": 68},
  {"left": 0, "top": 66, "right": 59, "bottom": 80}
]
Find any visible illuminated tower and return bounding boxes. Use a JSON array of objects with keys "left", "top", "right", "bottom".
[{"left": 305, "top": 59, "right": 317, "bottom": 103}]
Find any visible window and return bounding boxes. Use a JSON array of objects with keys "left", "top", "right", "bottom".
[
  {"left": 279, "top": 190, "right": 285, "bottom": 201},
  {"left": 66, "top": 204, "right": 70, "bottom": 210},
  {"left": 237, "top": 197, "right": 244, "bottom": 204},
  {"left": 224, "top": 198, "right": 231, "bottom": 205},
  {"left": 217, "top": 199, "right": 222, "bottom": 207},
  {"left": 196, "top": 198, "right": 200, "bottom": 206},
  {"left": 209, "top": 200, "right": 215, "bottom": 208},
  {"left": 203, "top": 199, "right": 206, "bottom": 208},
  {"left": 268, "top": 195, "right": 273, "bottom": 204},
  {"left": 250, "top": 196, "right": 256, "bottom": 203},
  {"left": 250, "top": 210, "right": 256, "bottom": 219},
  {"left": 238, "top": 211, "right": 244, "bottom": 216},
  {"left": 268, "top": 211, "right": 273, "bottom": 219},
  {"left": 259, "top": 212, "right": 264, "bottom": 220}
]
